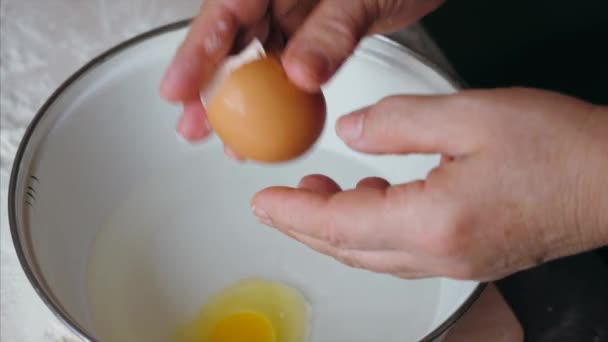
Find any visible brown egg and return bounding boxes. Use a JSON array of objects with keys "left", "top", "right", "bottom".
[{"left": 206, "top": 55, "right": 326, "bottom": 163}]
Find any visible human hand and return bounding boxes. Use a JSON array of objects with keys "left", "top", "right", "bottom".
[
  {"left": 251, "top": 88, "right": 608, "bottom": 281},
  {"left": 160, "top": 0, "right": 443, "bottom": 145}
]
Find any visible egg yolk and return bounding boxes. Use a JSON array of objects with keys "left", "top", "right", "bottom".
[
  {"left": 172, "top": 278, "right": 308, "bottom": 342},
  {"left": 210, "top": 312, "right": 274, "bottom": 342}
]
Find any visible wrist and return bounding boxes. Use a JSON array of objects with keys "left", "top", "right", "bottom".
[{"left": 579, "top": 105, "right": 608, "bottom": 249}]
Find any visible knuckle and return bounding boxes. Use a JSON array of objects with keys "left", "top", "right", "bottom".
[
  {"left": 363, "top": 96, "right": 403, "bottom": 137},
  {"left": 319, "top": 214, "right": 347, "bottom": 248},
  {"left": 312, "top": 1, "right": 370, "bottom": 53},
  {"left": 187, "top": 13, "right": 236, "bottom": 62},
  {"left": 333, "top": 249, "right": 362, "bottom": 268},
  {"left": 316, "top": 19, "right": 359, "bottom": 55}
]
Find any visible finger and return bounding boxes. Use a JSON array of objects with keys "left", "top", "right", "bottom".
[
  {"left": 252, "top": 181, "right": 427, "bottom": 250},
  {"left": 263, "top": 25, "right": 287, "bottom": 53},
  {"left": 233, "top": 18, "right": 271, "bottom": 53},
  {"left": 367, "top": 0, "right": 445, "bottom": 34},
  {"left": 161, "top": 0, "right": 269, "bottom": 102},
  {"left": 262, "top": 0, "right": 317, "bottom": 54},
  {"left": 282, "top": 0, "right": 378, "bottom": 92},
  {"left": 271, "top": 0, "right": 301, "bottom": 17},
  {"left": 176, "top": 99, "right": 212, "bottom": 142},
  {"left": 281, "top": 0, "right": 443, "bottom": 91},
  {"left": 297, "top": 174, "right": 342, "bottom": 193},
  {"left": 356, "top": 177, "right": 390, "bottom": 189},
  {"left": 273, "top": 0, "right": 318, "bottom": 37},
  {"left": 440, "top": 154, "right": 455, "bottom": 166},
  {"left": 393, "top": 271, "right": 433, "bottom": 280},
  {"left": 284, "top": 229, "right": 431, "bottom": 277},
  {"left": 336, "top": 94, "right": 476, "bottom": 156}
]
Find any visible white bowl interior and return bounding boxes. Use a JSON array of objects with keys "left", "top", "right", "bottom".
[{"left": 12, "top": 27, "right": 478, "bottom": 341}]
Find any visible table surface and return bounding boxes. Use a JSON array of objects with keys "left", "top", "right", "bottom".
[{"left": 0, "top": 1, "right": 447, "bottom": 341}]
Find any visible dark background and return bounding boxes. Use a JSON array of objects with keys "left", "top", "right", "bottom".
[
  {"left": 422, "top": 1, "right": 608, "bottom": 341},
  {"left": 423, "top": 0, "right": 607, "bottom": 104}
]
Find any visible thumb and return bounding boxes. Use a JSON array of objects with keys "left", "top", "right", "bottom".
[
  {"left": 281, "top": 0, "right": 444, "bottom": 92},
  {"left": 281, "top": 0, "right": 377, "bottom": 92},
  {"left": 336, "top": 94, "right": 477, "bottom": 156}
]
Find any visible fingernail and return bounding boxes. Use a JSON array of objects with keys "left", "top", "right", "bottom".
[
  {"left": 224, "top": 147, "right": 237, "bottom": 159},
  {"left": 336, "top": 112, "right": 364, "bottom": 142},
  {"left": 176, "top": 114, "right": 211, "bottom": 143},
  {"left": 252, "top": 206, "right": 273, "bottom": 226},
  {"left": 160, "top": 65, "right": 180, "bottom": 100},
  {"left": 224, "top": 146, "right": 244, "bottom": 161}
]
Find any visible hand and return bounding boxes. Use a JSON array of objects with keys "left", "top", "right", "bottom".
[
  {"left": 160, "top": 0, "right": 443, "bottom": 145},
  {"left": 252, "top": 88, "right": 608, "bottom": 281}
]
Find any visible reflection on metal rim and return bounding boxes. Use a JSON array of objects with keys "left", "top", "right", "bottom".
[{"left": 8, "top": 19, "right": 485, "bottom": 342}]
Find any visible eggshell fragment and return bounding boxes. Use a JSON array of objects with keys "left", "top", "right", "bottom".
[{"left": 201, "top": 39, "right": 266, "bottom": 106}]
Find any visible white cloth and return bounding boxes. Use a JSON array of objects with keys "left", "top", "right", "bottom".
[{"left": 0, "top": 1, "right": 444, "bottom": 340}]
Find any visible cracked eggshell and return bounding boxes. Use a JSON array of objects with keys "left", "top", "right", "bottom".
[{"left": 201, "top": 39, "right": 326, "bottom": 163}]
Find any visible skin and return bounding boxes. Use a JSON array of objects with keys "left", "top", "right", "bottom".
[
  {"left": 161, "top": 0, "right": 608, "bottom": 281},
  {"left": 161, "top": 0, "right": 444, "bottom": 142},
  {"left": 253, "top": 89, "right": 608, "bottom": 281}
]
